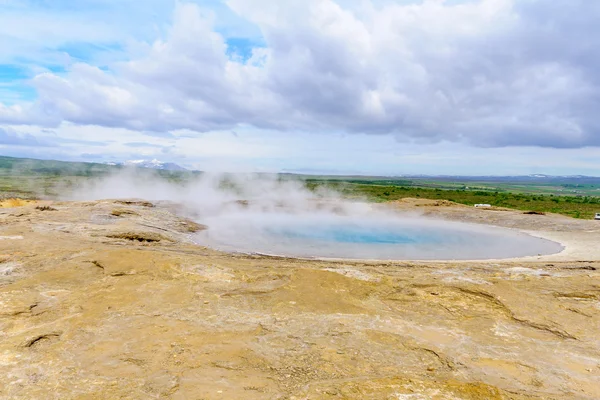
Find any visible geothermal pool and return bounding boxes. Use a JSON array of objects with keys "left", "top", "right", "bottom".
[{"left": 193, "top": 213, "right": 563, "bottom": 260}]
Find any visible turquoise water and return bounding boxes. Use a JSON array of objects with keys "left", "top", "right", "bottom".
[
  {"left": 267, "top": 225, "right": 440, "bottom": 245},
  {"left": 194, "top": 214, "right": 563, "bottom": 260}
]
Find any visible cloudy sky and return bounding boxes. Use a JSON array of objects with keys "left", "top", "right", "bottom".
[{"left": 0, "top": 0, "right": 598, "bottom": 175}]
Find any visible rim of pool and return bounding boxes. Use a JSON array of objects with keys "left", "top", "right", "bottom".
[{"left": 191, "top": 212, "right": 565, "bottom": 261}]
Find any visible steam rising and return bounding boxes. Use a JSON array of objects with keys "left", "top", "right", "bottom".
[{"left": 67, "top": 169, "right": 562, "bottom": 260}]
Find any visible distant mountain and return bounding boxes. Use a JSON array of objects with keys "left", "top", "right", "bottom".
[
  {"left": 109, "top": 159, "right": 188, "bottom": 171},
  {"left": 1, "top": 155, "right": 118, "bottom": 176}
]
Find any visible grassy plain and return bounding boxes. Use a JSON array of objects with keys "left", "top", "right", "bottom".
[
  {"left": 0, "top": 156, "right": 197, "bottom": 199},
  {"left": 2, "top": 155, "right": 600, "bottom": 219},
  {"left": 306, "top": 180, "right": 600, "bottom": 219}
]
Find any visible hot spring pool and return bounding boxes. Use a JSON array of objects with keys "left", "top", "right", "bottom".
[{"left": 193, "top": 213, "right": 563, "bottom": 260}]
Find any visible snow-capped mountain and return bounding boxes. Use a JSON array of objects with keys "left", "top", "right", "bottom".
[{"left": 107, "top": 159, "right": 188, "bottom": 171}]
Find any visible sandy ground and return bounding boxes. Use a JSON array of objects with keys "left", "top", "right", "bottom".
[{"left": 0, "top": 198, "right": 599, "bottom": 399}]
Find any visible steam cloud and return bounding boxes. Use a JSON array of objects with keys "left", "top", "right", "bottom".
[{"left": 65, "top": 169, "right": 562, "bottom": 260}]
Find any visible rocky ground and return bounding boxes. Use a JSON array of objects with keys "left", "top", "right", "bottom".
[{"left": 0, "top": 199, "right": 599, "bottom": 399}]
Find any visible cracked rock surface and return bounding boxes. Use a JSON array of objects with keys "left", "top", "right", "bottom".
[{"left": 0, "top": 200, "right": 599, "bottom": 399}]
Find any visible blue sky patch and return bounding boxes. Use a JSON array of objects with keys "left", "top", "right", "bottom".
[
  {"left": 55, "top": 42, "right": 125, "bottom": 64},
  {"left": 0, "top": 64, "right": 30, "bottom": 80},
  {"left": 226, "top": 37, "right": 264, "bottom": 63},
  {"left": 0, "top": 64, "right": 37, "bottom": 104}
]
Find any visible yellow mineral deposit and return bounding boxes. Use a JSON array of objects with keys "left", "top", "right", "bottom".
[
  {"left": 0, "top": 198, "right": 37, "bottom": 208},
  {"left": 0, "top": 199, "right": 598, "bottom": 399}
]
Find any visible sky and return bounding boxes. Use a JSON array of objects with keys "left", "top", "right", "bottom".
[{"left": 0, "top": 0, "right": 599, "bottom": 176}]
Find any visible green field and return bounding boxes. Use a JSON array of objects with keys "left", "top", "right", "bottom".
[
  {"left": 0, "top": 156, "right": 198, "bottom": 199},
  {"left": 2, "top": 155, "right": 600, "bottom": 219},
  {"left": 0, "top": 156, "right": 116, "bottom": 199},
  {"left": 305, "top": 180, "right": 600, "bottom": 219}
]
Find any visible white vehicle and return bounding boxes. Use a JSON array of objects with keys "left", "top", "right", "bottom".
[
  {"left": 474, "top": 204, "right": 492, "bottom": 208},
  {"left": 595, "top": 213, "right": 600, "bottom": 220}
]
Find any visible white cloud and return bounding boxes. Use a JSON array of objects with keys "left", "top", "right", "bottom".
[
  {"left": 0, "top": 127, "right": 52, "bottom": 147},
  {"left": 5, "top": 123, "right": 600, "bottom": 176},
  {"left": 1, "top": 0, "right": 600, "bottom": 175}
]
